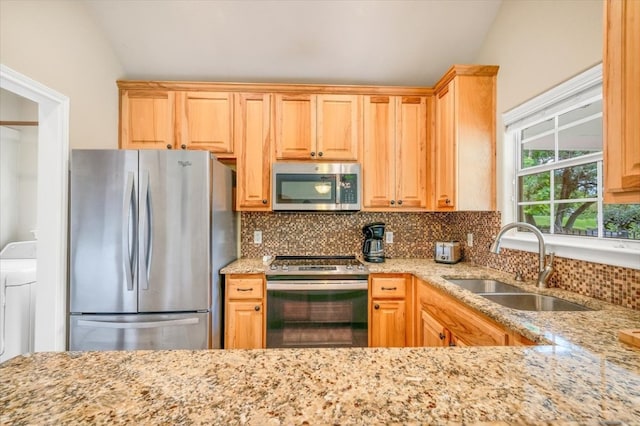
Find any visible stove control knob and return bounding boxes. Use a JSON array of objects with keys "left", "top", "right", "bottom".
[
  {"left": 270, "top": 264, "right": 278, "bottom": 270},
  {"left": 282, "top": 265, "right": 289, "bottom": 271},
  {"left": 346, "top": 264, "right": 354, "bottom": 270},
  {"left": 357, "top": 264, "right": 365, "bottom": 270}
]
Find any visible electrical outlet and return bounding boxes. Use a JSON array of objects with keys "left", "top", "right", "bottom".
[
  {"left": 386, "top": 231, "right": 394, "bottom": 244},
  {"left": 467, "top": 232, "right": 473, "bottom": 247},
  {"left": 253, "top": 230, "right": 262, "bottom": 244}
]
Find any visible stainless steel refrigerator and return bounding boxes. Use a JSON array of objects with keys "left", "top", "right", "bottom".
[{"left": 68, "top": 149, "right": 236, "bottom": 351}]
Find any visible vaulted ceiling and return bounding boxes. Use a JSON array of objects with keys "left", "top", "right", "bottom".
[{"left": 85, "top": 0, "right": 502, "bottom": 87}]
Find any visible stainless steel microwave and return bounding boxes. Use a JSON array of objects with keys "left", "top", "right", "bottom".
[{"left": 272, "top": 163, "right": 361, "bottom": 211}]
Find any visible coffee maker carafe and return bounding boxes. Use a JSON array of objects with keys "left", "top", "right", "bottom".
[{"left": 362, "top": 222, "right": 385, "bottom": 263}]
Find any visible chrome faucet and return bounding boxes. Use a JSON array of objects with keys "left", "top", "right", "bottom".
[{"left": 490, "top": 222, "right": 555, "bottom": 288}]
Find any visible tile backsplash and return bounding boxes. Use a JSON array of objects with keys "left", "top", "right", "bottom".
[{"left": 240, "top": 211, "right": 639, "bottom": 310}]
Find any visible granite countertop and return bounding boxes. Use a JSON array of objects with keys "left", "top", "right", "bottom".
[{"left": 2, "top": 259, "right": 639, "bottom": 424}]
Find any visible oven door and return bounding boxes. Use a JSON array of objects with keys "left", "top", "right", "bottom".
[{"left": 266, "top": 280, "right": 368, "bottom": 348}]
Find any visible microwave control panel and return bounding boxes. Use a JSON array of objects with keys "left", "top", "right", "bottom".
[{"left": 340, "top": 174, "right": 358, "bottom": 204}]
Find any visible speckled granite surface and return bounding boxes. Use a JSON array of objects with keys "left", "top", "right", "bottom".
[{"left": 2, "top": 259, "right": 639, "bottom": 424}]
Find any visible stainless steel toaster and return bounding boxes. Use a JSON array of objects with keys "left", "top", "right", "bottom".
[{"left": 434, "top": 241, "right": 462, "bottom": 264}]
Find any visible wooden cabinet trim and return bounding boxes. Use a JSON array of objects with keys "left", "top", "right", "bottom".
[{"left": 118, "top": 80, "right": 434, "bottom": 96}]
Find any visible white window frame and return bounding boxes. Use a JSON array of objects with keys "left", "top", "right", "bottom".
[{"left": 501, "top": 63, "right": 640, "bottom": 270}]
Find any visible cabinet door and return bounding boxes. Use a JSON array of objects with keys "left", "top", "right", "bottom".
[
  {"left": 421, "top": 309, "right": 448, "bottom": 347},
  {"left": 363, "top": 96, "right": 396, "bottom": 208},
  {"left": 236, "top": 93, "right": 271, "bottom": 210},
  {"left": 274, "top": 94, "right": 315, "bottom": 160},
  {"left": 604, "top": 0, "right": 640, "bottom": 203},
  {"left": 395, "top": 96, "right": 428, "bottom": 208},
  {"left": 434, "top": 82, "right": 456, "bottom": 210},
  {"left": 226, "top": 301, "right": 264, "bottom": 349},
  {"left": 120, "top": 90, "right": 175, "bottom": 149},
  {"left": 370, "top": 300, "right": 406, "bottom": 347},
  {"left": 316, "top": 94, "right": 361, "bottom": 160},
  {"left": 179, "top": 92, "right": 234, "bottom": 154}
]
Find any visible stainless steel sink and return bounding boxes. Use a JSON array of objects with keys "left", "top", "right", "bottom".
[
  {"left": 479, "top": 293, "right": 593, "bottom": 312},
  {"left": 445, "top": 278, "right": 528, "bottom": 294},
  {"left": 445, "top": 278, "right": 593, "bottom": 311}
]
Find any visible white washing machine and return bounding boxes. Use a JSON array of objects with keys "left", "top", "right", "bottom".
[{"left": 0, "top": 241, "right": 37, "bottom": 363}]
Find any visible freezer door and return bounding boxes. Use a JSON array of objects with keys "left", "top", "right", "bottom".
[
  {"left": 138, "top": 150, "right": 210, "bottom": 312},
  {"left": 70, "top": 150, "right": 139, "bottom": 313},
  {"left": 68, "top": 313, "right": 209, "bottom": 350}
]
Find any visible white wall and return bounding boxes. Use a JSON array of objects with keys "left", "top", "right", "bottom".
[
  {"left": 0, "top": 0, "right": 123, "bottom": 149},
  {"left": 474, "top": 0, "right": 603, "bottom": 220}
]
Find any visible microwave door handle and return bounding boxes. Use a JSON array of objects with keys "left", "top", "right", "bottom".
[{"left": 335, "top": 174, "right": 341, "bottom": 206}]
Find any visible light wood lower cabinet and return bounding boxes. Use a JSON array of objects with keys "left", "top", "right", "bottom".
[
  {"left": 416, "top": 278, "right": 533, "bottom": 347},
  {"left": 224, "top": 274, "right": 265, "bottom": 349},
  {"left": 369, "top": 274, "right": 412, "bottom": 347}
]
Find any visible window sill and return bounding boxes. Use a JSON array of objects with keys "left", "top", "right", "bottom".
[{"left": 498, "top": 233, "right": 640, "bottom": 270}]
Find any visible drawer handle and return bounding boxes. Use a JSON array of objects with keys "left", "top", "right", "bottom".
[
  {"left": 439, "top": 333, "right": 446, "bottom": 340},
  {"left": 254, "top": 305, "right": 261, "bottom": 311},
  {"left": 236, "top": 287, "right": 254, "bottom": 292},
  {"left": 381, "top": 286, "right": 397, "bottom": 291},
  {"left": 374, "top": 304, "right": 380, "bottom": 310}
]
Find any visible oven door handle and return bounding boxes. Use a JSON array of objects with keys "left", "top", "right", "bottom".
[{"left": 266, "top": 280, "right": 368, "bottom": 291}]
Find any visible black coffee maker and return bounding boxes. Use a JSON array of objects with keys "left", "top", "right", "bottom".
[{"left": 362, "top": 222, "right": 385, "bottom": 263}]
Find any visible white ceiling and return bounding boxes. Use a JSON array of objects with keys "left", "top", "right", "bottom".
[{"left": 85, "top": 0, "right": 502, "bottom": 87}]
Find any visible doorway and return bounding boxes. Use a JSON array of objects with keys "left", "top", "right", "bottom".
[{"left": 0, "top": 64, "right": 69, "bottom": 351}]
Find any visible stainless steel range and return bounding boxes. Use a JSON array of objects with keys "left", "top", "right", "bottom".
[{"left": 266, "top": 256, "right": 369, "bottom": 348}]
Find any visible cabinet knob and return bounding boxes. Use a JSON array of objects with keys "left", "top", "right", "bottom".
[
  {"left": 374, "top": 304, "right": 380, "bottom": 310},
  {"left": 445, "top": 199, "right": 451, "bottom": 205},
  {"left": 166, "top": 144, "right": 172, "bottom": 149},
  {"left": 254, "top": 305, "right": 261, "bottom": 311},
  {"left": 439, "top": 333, "right": 446, "bottom": 340},
  {"left": 262, "top": 199, "right": 268, "bottom": 204},
  {"left": 310, "top": 152, "right": 316, "bottom": 157},
  {"left": 181, "top": 144, "right": 186, "bottom": 150},
  {"left": 390, "top": 200, "right": 395, "bottom": 205},
  {"left": 318, "top": 151, "right": 323, "bottom": 157},
  {"left": 397, "top": 200, "right": 403, "bottom": 205}
]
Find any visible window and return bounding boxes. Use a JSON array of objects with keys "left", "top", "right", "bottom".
[{"left": 502, "top": 64, "right": 640, "bottom": 268}]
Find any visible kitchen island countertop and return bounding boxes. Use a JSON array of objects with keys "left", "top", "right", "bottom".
[{"left": 2, "top": 258, "right": 639, "bottom": 424}]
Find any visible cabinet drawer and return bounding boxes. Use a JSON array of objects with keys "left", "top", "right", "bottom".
[
  {"left": 227, "top": 276, "right": 264, "bottom": 299},
  {"left": 371, "top": 276, "right": 406, "bottom": 298}
]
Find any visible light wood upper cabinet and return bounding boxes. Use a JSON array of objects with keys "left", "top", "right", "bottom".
[
  {"left": 178, "top": 91, "right": 234, "bottom": 154},
  {"left": 395, "top": 96, "right": 429, "bottom": 208},
  {"left": 434, "top": 83, "right": 456, "bottom": 210},
  {"left": 363, "top": 96, "right": 428, "bottom": 210},
  {"left": 235, "top": 93, "right": 272, "bottom": 210},
  {"left": 275, "top": 94, "right": 360, "bottom": 161},
  {"left": 274, "top": 94, "right": 315, "bottom": 160},
  {"left": 120, "top": 88, "right": 235, "bottom": 156},
  {"left": 603, "top": 0, "right": 640, "bottom": 203},
  {"left": 317, "top": 94, "right": 361, "bottom": 160},
  {"left": 433, "top": 66, "right": 498, "bottom": 211},
  {"left": 120, "top": 90, "right": 175, "bottom": 149}
]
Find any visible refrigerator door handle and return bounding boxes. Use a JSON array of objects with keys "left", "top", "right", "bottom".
[
  {"left": 76, "top": 317, "right": 199, "bottom": 329},
  {"left": 122, "top": 171, "right": 136, "bottom": 291},
  {"left": 139, "top": 170, "right": 151, "bottom": 290}
]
